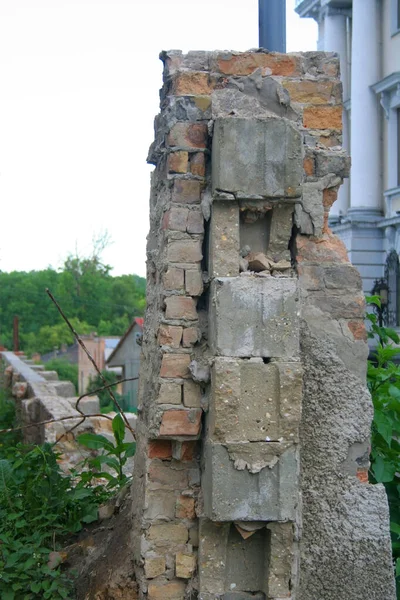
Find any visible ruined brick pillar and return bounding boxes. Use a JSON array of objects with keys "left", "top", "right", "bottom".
[{"left": 132, "top": 49, "right": 395, "bottom": 600}]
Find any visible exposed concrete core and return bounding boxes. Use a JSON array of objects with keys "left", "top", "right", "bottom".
[{"left": 132, "top": 48, "right": 395, "bottom": 600}]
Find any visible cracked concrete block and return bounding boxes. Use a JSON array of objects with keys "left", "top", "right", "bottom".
[
  {"left": 266, "top": 522, "right": 293, "bottom": 598},
  {"left": 209, "top": 201, "right": 240, "bottom": 277},
  {"left": 198, "top": 519, "right": 230, "bottom": 595},
  {"left": 202, "top": 442, "right": 298, "bottom": 521},
  {"left": 209, "top": 277, "right": 299, "bottom": 358},
  {"left": 295, "top": 182, "right": 324, "bottom": 237},
  {"left": 268, "top": 203, "right": 293, "bottom": 262},
  {"left": 209, "top": 358, "right": 302, "bottom": 443},
  {"left": 212, "top": 118, "right": 302, "bottom": 199}
]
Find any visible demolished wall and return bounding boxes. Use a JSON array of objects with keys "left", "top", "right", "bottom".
[{"left": 132, "top": 49, "right": 395, "bottom": 599}]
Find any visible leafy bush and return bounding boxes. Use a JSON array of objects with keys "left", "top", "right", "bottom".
[
  {"left": 44, "top": 358, "right": 79, "bottom": 392},
  {"left": 0, "top": 412, "right": 135, "bottom": 599},
  {"left": 366, "top": 296, "right": 400, "bottom": 593}
]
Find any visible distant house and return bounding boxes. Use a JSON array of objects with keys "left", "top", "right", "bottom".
[
  {"left": 106, "top": 318, "right": 143, "bottom": 411},
  {"left": 77, "top": 336, "right": 121, "bottom": 395}
]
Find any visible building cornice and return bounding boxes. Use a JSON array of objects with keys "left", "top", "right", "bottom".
[{"left": 371, "top": 72, "right": 400, "bottom": 95}]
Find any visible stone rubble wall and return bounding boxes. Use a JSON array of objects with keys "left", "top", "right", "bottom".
[
  {"left": 132, "top": 49, "right": 395, "bottom": 600},
  {"left": 1, "top": 351, "right": 136, "bottom": 471}
]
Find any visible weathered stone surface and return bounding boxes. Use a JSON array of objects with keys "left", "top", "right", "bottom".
[
  {"left": 163, "top": 267, "right": 185, "bottom": 291},
  {"left": 157, "top": 382, "right": 182, "bottom": 405},
  {"left": 144, "top": 490, "right": 176, "bottom": 520},
  {"left": 209, "top": 277, "right": 299, "bottom": 358},
  {"left": 212, "top": 75, "right": 298, "bottom": 121},
  {"left": 298, "top": 318, "right": 396, "bottom": 599},
  {"left": 198, "top": 520, "right": 230, "bottom": 595},
  {"left": 209, "top": 201, "right": 240, "bottom": 277},
  {"left": 168, "top": 122, "right": 208, "bottom": 149},
  {"left": 212, "top": 118, "right": 302, "bottom": 199},
  {"left": 202, "top": 442, "right": 298, "bottom": 521},
  {"left": 147, "top": 523, "right": 189, "bottom": 547},
  {"left": 303, "top": 105, "right": 342, "bottom": 130},
  {"left": 158, "top": 325, "right": 183, "bottom": 348},
  {"left": 295, "top": 182, "right": 324, "bottom": 237},
  {"left": 168, "top": 151, "right": 188, "bottom": 174},
  {"left": 175, "top": 495, "right": 196, "bottom": 519},
  {"left": 247, "top": 252, "right": 271, "bottom": 272},
  {"left": 268, "top": 203, "right": 293, "bottom": 262},
  {"left": 175, "top": 552, "right": 196, "bottom": 578},
  {"left": 214, "top": 51, "right": 301, "bottom": 77},
  {"left": 172, "top": 179, "right": 201, "bottom": 204},
  {"left": 282, "top": 78, "right": 341, "bottom": 105},
  {"left": 165, "top": 296, "right": 197, "bottom": 320},
  {"left": 185, "top": 269, "right": 203, "bottom": 296},
  {"left": 209, "top": 358, "right": 302, "bottom": 443},
  {"left": 148, "top": 580, "right": 186, "bottom": 600},
  {"left": 144, "top": 555, "right": 166, "bottom": 579},
  {"left": 167, "top": 239, "right": 202, "bottom": 263},
  {"left": 267, "top": 522, "right": 293, "bottom": 598},
  {"left": 183, "top": 380, "right": 202, "bottom": 408}
]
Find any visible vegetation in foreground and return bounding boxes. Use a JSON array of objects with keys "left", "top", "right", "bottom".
[
  {"left": 367, "top": 296, "right": 400, "bottom": 595},
  {"left": 0, "top": 385, "right": 135, "bottom": 599}
]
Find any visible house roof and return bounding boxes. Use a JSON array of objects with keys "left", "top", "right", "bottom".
[{"left": 106, "top": 318, "right": 144, "bottom": 365}]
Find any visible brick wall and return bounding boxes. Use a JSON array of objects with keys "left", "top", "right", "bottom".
[{"left": 132, "top": 49, "right": 395, "bottom": 600}]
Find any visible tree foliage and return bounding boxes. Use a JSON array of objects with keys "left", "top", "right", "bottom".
[{"left": 0, "top": 239, "right": 146, "bottom": 356}]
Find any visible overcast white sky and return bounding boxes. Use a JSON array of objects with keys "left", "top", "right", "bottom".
[{"left": 0, "top": 0, "right": 317, "bottom": 277}]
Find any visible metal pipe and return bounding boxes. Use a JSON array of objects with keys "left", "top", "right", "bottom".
[{"left": 259, "top": 0, "right": 286, "bottom": 53}]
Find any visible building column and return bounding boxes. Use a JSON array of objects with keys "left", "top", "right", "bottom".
[
  {"left": 323, "top": 9, "right": 350, "bottom": 220},
  {"left": 348, "top": 0, "right": 382, "bottom": 220}
]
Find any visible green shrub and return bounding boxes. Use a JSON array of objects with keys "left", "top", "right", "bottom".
[{"left": 366, "top": 296, "right": 400, "bottom": 593}]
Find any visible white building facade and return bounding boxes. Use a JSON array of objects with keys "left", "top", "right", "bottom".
[{"left": 296, "top": 0, "right": 400, "bottom": 325}]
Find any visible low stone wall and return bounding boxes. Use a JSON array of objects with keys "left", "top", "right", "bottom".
[{"left": 1, "top": 351, "right": 136, "bottom": 471}]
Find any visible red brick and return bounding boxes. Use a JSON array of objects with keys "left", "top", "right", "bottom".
[
  {"left": 163, "top": 207, "right": 188, "bottom": 232},
  {"left": 348, "top": 320, "right": 367, "bottom": 342},
  {"left": 158, "top": 325, "right": 183, "bottom": 348},
  {"left": 182, "top": 327, "right": 199, "bottom": 347},
  {"left": 148, "top": 440, "right": 173, "bottom": 459},
  {"left": 172, "top": 71, "right": 215, "bottom": 95},
  {"left": 176, "top": 495, "right": 196, "bottom": 519},
  {"left": 323, "top": 187, "right": 338, "bottom": 210},
  {"left": 190, "top": 152, "right": 206, "bottom": 177},
  {"left": 148, "top": 462, "right": 188, "bottom": 489},
  {"left": 303, "top": 105, "right": 342, "bottom": 130},
  {"left": 187, "top": 210, "right": 204, "bottom": 234},
  {"left": 167, "top": 151, "right": 188, "bottom": 174},
  {"left": 296, "top": 233, "right": 349, "bottom": 265},
  {"left": 216, "top": 52, "right": 300, "bottom": 76},
  {"left": 160, "top": 354, "right": 191, "bottom": 379},
  {"left": 356, "top": 468, "right": 369, "bottom": 484},
  {"left": 185, "top": 269, "right": 203, "bottom": 296},
  {"left": 159, "top": 409, "right": 202, "bottom": 436},
  {"left": 168, "top": 122, "right": 208, "bottom": 149},
  {"left": 181, "top": 441, "right": 197, "bottom": 461},
  {"left": 165, "top": 296, "right": 198, "bottom": 320},
  {"left": 172, "top": 179, "right": 201, "bottom": 204},
  {"left": 304, "top": 155, "right": 315, "bottom": 176},
  {"left": 168, "top": 240, "right": 202, "bottom": 263},
  {"left": 163, "top": 268, "right": 184, "bottom": 291}
]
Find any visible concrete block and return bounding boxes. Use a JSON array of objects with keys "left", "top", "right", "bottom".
[
  {"left": 41, "top": 370, "right": 59, "bottom": 381},
  {"left": 202, "top": 442, "right": 298, "bottom": 522},
  {"left": 212, "top": 118, "right": 302, "bottom": 199},
  {"left": 209, "top": 358, "right": 302, "bottom": 443},
  {"left": 268, "top": 203, "right": 294, "bottom": 262},
  {"left": 198, "top": 519, "right": 230, "bottom": 595},
  {"left": 209, "top": 201, "right": 240, "bottom": 277},
  {"left": 52, "top": 381, "right": 76, "bottom": 397},
  {"left": 209, "top": 277, "right": 299, "bottom": 359}
]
